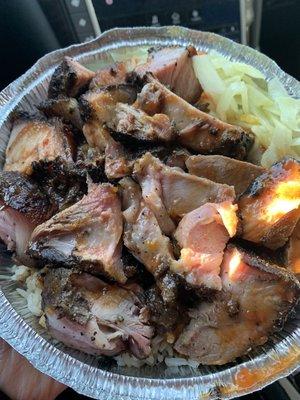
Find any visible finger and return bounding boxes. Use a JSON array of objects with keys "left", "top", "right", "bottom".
[{"left": 0, "top": 339, "right": 66, "bottom": 400}]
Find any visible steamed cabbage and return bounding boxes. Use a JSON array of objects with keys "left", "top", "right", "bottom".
[{"left": 193, "top": 52, "right": 300, "bottom": 167}]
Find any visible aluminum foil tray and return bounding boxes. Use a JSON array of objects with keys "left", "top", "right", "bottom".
[{"left": 0, "top": 26, "right": 299, "bottom": 400}]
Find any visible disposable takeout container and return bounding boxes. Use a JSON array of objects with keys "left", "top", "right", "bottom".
[{"left": 0, "top": 26, "right": 299, "bottom": 400}]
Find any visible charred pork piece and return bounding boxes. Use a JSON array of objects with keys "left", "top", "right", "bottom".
[
  {"left": 80, "top": 85, "right": 137, "bottom": 125},
  {"left": 4, "top": 113, "right": 74, "bottom": 175},
  {"left": 48, "top": 57, "right": 95, "bottom": 99},
  {"left": 76, "top": 143, "right": 106, "bottom": 183},
  {"left": 120, "top": 178, "right": 177, "bottom": 300},
  {"left": 38, "top": 97, "right": 83, "bottom": 129},
  {"left": 239, "top": 158, "right": 300, "bottom": 249},
  {"left": 143, "top": 286, "right": 180, "bottom": 330},
  {"left": 109, "top": 103, "right": 175, "bottom": 145},
  {"left": 29, "top": 183, "right": 126, "bottom": 283},
  {"left": 175, "top": 245, "right": 300, "bottom": 365},
  {"left": 42, "top": 268, "right": 153, "bottom": 358},
  {"left": 31, "top": 157, "right": 88, "bottom": 211},
  {"left": 135, "top": 76, "right": 253, "bottom": 159},
  {"left": 134, "top": 153, "right": 235, "bottom": 230},
  {"left": 0, "top": 171, "right": 53, "bottom": 264},
  {"left": 186, "top": 155, "right": 265, "bottom": 196},
  {"left": 81, "top": 84, "right": 174, "bottom": 146},
  {"left": 135, "top": 46, "right": 202, "bottom": 103},
  {"left": 80, "top": 86, "right": 137, "bottom": 179},
  {"left": 90, "top": 62, "right": 127, "bottom": 90},
  {"left": 172, "top": 202, "right": 238, "bottom": 291},
  {"left": 286, "top": 220, "right": 300, "bottom": 276},
  {"left": 82, "top": 123, "right": 132, "bottom": 180}
]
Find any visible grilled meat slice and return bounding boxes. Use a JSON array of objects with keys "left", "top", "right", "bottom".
[
  {"left": 48, "top": 57, "right": 95, "bottom": 99},
  {"left": 29, "top": 183, "right": 126, "bottom": 283},
  {"left": 120, "top": 177, "right": 179, "bottom": 306},
  {"left": 134, "top": 153, "right": 235, "bottom": 227},
  {"left": 0, "top": 171, "right": 53, "bottom": 264},
  {"left": 136, "top": 46, "right": 202, "bottom": 103},
  {"left": 186, "top": 155, "right": 265, "bottom": 196},
  {"left": 82, "top": 122, "right": 132, "bottom": 180},
  {"left": 143, "top": 286, "right": 179, "bottom": 330},
  {"left": 76, "top": 143, "right": 106, "bottom": 183},
  {"left": 120, "top": 179, "right": 173, "bottom": 274},
  {"left": 82, "top": 84, "right": 174, "bottom": 145},
  {"left": 42, "top": 268, "right": 153, "bottom": 358},
  {"left": 31, "top": 157, "right": 88, "bottom": 211},
  {"left": 90, "top": 62, "right": 127, "bottom": 90},
  {"left": 124, "top": 204, "right": 174, "bottom": 279},
  {"left": 286, "top": 220, "right": 300, "bottom": 276},
  {"left": 109, "top": 103, "right": 175, "bottom": 145},
  {"left": 239, "top": 157, "right": 300, "bottom": 249},
  {"left": 4, "top": 113, "right": 74, "bottom": 175},
  {"left": 172, "top": 202, "right": 238, "bottom": 290},
  {"left": 133, "top": 154, "right": 176, "bottom": 235},
  {"left": 38, "top": 97, "right": 83, "bottom": 129},
  {"left": 175, "top": 245, "right": 300, "bottom": 365},
  {"left": 136, "top": 76, "right": 253, "bottom": 159},
  {"left": 80, "top": 85, "right": 137, "bottom": 124},
  {"left": 80, "top": 86, "right": 137, "bottom": 179}
]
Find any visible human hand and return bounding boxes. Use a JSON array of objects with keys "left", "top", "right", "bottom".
[{"left": 0, "top": 339, "right": 66, "bottom": 400}]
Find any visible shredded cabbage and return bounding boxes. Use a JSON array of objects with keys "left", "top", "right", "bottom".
[{"left": 192, "top": 51, "right": 300, "bottom": 167}]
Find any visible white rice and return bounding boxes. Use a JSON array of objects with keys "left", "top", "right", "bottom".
[
  {"left": 12, "top": 265, "right": 199, "bottom": 368},
  {"left": 13, "top": 265, "right": 43, "bottom": 317}
]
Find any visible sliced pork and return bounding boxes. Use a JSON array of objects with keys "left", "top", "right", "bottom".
[
  {"left": 120, "top": 177, "right": 179, "bottom": 307},
  {"left": 186, "top": 155, "right": 265, "bottom": 196},
  {"left": 76, "top": 143, "right": 106, "bottom": 183},
  {"left": 29, "top": 183, "right": 126, "bottom": 283},
  {"left": 120, "top": 178, "right": 174, "bottom": 278},
  {"left": 0, "top": 171, "right": 53, "bottom": 264},
  {"left": 90, "top": 62, "right": 127, "bottom": 90},
  {"left": 48, "top": 57, "right": 95, "bottom": 98},
  {"left": 4, "top": 113, "right": 74, "bottom": 175},
  {"left": 31, "top": 157, "right": 88, "bottom": 211},
  {"left": 42, "top": 268, "right": 153, "bottom": 358},
  {"left": 175, "top": 245, "right": 300, "bottom": 365},
  {"left": 80, "top": 85, "right": 137, "bottom": 124},
  {"left": 109, "top": 103, "right": 175, "bottom": 145},
  {"left": 135, "top": 76, "right": 253, "bottom": 159},
  {"left": 239, "top": 157, "right": 300, "bottom": 249},
  {"left": 134, "top": 153, "right": 235, "bottom": 229},
  {"left": 172, "top": 202, "right": 238, "bottom": 290},
  {"left": 136, "top": 46, "right": 202, "bottom": 103},
  {"left": 38, "top": 97, "right": 83, "bottom": 129}
]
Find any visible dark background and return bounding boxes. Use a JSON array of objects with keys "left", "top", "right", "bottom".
[{"left": 0, "top": 0, "right": 299, "bottom": 90}]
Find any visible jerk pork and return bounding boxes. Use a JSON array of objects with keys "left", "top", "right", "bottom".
[
  {"left": 4, "top": 113, "right": 74, "bottom": 175},
  {"left": 136, "top": 46, "right": 202, "bottom": 103},
  {"left": 174, "top": 245, "right": 300, "bottom": 365},
  {"left": 42, "top": 268, "right": 153, "bottom": 358},
  {"left": 48, "top": 57, "right": 95, "bottom": 99},
  {"left": 38, "top": 97, "right": 83, "bottom": 130},
  {"left": 186, "top": 154, "right": 265, "bottom": 196},
  {"left": 135, "top": 75, "right": 253, "bottom": 159},
  {"left": 29, "top": 183, "right": 126, "bottom": 283},
  {"left": 172, "top": 202, "right": 238, "bottom": 290},
  {"left": 239, "top": 157, "right": 300, "bottom": 249},
  {"left": 0, "top": 171, "right": 53, "bottom": 264},
  {"left": 133, "top": 153, "right": 235, "bottom": 230}
]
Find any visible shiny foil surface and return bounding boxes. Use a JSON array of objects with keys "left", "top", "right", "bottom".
[{"left": 0, "top": 27, "right": 299, "bottom": 400}]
